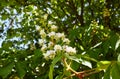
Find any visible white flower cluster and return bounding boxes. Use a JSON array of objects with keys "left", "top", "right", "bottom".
[{"left": 36, "top": 24, "right": 76, "bottom": 60}]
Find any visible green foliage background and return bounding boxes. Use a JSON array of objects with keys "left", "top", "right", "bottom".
[{"left": 0, "top": 0, "right": 120, "bottom": 79}]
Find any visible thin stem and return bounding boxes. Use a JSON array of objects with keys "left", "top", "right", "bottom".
[{"left": 62, "top": 58, "right": 78, "bottom": 74}]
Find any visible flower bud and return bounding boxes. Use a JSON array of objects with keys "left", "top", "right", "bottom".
[
  {"left": 40, "top": 29, "right": 46, "bottom": 38},
  {"left": 48, "top": 31, "right": 56, "bottom": 39},
  {"left": 63, "top": 45, "right": 76, "bottom": 55},
  {"left": 54, "top": 45, "right": 62, "bottom": 52},
  {"left": 55, "top": 32, "right": 65, "bottom": 40},
  {"left": 43, "top": 50, "right": 56, "bottom": 60},
  {"left": 38, "top": 39, "right": 46, "bottom": 46},
  {"left": 63, "top": 38, "right": 70, "bottom": 44},
  {"left": 51, "top": 25, "right": 58, "bottom": 31},
  {"left": 41, "top": 44, "right": 47, "bottom": 52}
]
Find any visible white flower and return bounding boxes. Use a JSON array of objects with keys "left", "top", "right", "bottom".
[
  {"left": 63, "top": 45, "right": 76, "bottom": 55},
  {"left": 43, "top": 50, "right": 56, "bottom": 60},
  {"left": 63, "top": 38, "right": 70, "bottom": 44},
  {"left": 54, "top": 45, "right": 62, "bottom": 51},
  {"left": 48, "top": 41, "right": 54, "bottom": 48},
  {"left": 36, "top": 25, "right": 40, "bottom": 31},
  {"left": 43, "top": 14, "right": 48, "bottom": 20},
  {"left": 38, "top": 39, "right": 46, "bottom": 46},
  {"left": 55, "top": 32, "right": 65, "bottom": 40},
  {"left": 48, "top": 21, "right": 53, "bottom": 25},
  {"left": 40, "top": 29, "right": 46, "bottom": 38},
  {"left": 40, "top": 29, "right": 45, "bottom": 35},
  {"left": 51, "top": 25, "right": 58, "bottom": 31},
  {"left": 48, "top": 31, "right": 56, "bottom": 39},
  {"left": 41, "top": 44, "right": 47, "bottom": 52}
]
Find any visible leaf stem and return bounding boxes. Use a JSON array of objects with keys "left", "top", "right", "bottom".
[{"left": 62, "top": 58, "right": 103, "bottom": 79}]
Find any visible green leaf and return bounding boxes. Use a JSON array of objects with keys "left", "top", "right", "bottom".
[
  {"left": 111, "top": 62, "right": 120, "bottom": 79},
  {"left": 1, "top": 14, "right": 8, "bottom": 20},
  {"left": 0, "top": 62, "right": 14, "bottom": 79},
  {"left": 117, "top": 54, "right": 120, "bottom": 62},
  {"left": 55, "top": 75, "right": 63, "bottom": 79},
  {"left": 97, "top": 61, "right": 111, "bottom": 70},
  {"left": 88, "top": 49, "right": 101, "bottom": 60},
  {"left": 49, "top": 54, "right": 62, "bottom": 79},
  {"left": 16, "top": 61, "right": 26, "bottom": 78},
  {"left": 82, "top": 60, "right": 92, "bottom": 68},
  {"left": 103, "top": 64, "right": 111, "bottom": 79},
  {"left": 34, "top": 49, "right": 42, "bottom": 58},
  {"left": 71, "top": 61, "right": 80, "bottom": 70},
  {"left": 31, "top": 49, "right": 42, "bottom": 68},
  {"left": 27, "top": 5, "right": 34, "bottom": 11},
  {"left": 65, "top": 54, "right": 81, "bottom": 63},
  {"left": 81, "top": 55, "right": 98, "bottom": 62},
  {"left": 109, "top": 34, "right": 119, "bottom": 50},
  {"left": 102, "top": 40, "right": 110, "bottom": 55},
  {"left": 115, "top": 39, "right": 120, "bottom": 50}
]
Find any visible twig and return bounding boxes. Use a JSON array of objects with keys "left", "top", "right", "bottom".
[{"left": 62, "top": 58, "right": 103, "bottom": 79}]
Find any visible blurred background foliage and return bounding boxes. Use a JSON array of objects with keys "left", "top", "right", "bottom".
[{"left": 0, "top": 0, "right": 120, "bottom": 79}]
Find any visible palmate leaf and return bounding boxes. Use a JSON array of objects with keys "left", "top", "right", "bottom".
[{"left": 0, "top": 62, "right": 14, "bottom": 79}]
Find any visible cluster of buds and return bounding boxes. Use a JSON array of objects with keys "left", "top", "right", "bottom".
[{"left": 36, "top": 24, "right": 76, "bottom": 60}]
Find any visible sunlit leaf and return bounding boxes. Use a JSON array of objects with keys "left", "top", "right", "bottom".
[
  {"left": 97, "top": 61, "right": 111, "bottom": 71},
  {"left": 118, "top": 54, "right": 120, "bottom": 62},
  {"left": 115, "top": 39, "right": 120, "bottom": 50},
  {"left": 111, "top": 62, "right": 120, "bottom": 79}
]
